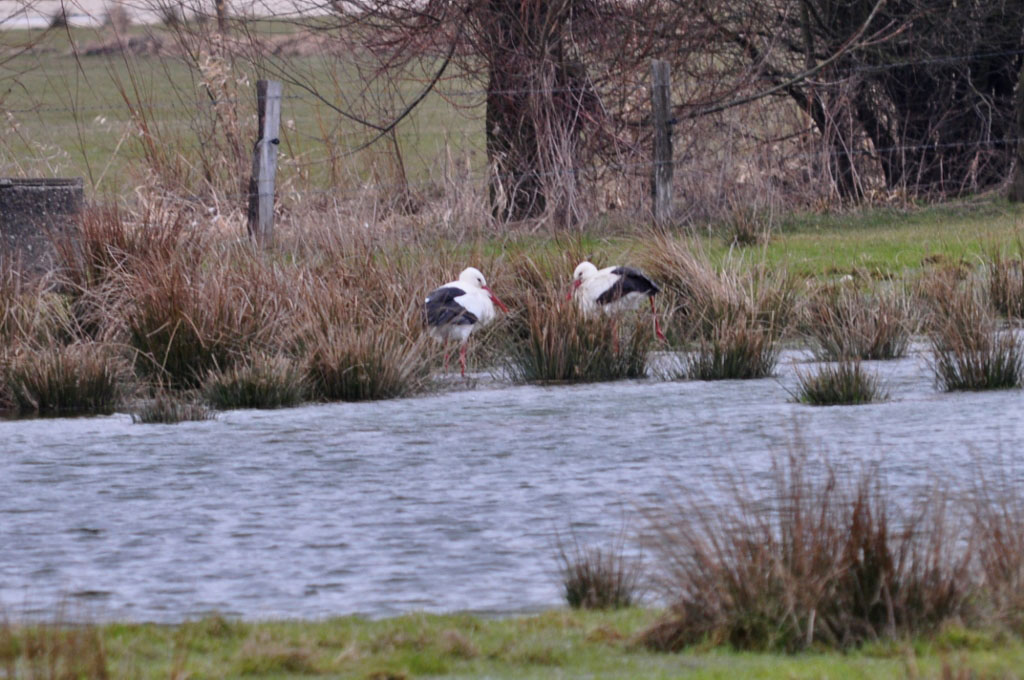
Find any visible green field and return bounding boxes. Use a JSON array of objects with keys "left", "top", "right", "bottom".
[
  {"left": 6, "top": 609, "right": 1024, "bottom": 679},
  {"left": 1, "top": 24, "right": 485, "bottom": 192}
]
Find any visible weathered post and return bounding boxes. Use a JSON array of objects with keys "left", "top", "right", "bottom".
[
  {"left": 650, "top": 59, "right": 673, "bottom": 226},
  {"left": 215, "top": 0, "right": 229, "bottom": 34},
  {"left": 247, "top": 80, "right": 282, "bottom": 246},
  {"left": 1008, "top": 61, "right": 1024, "bottom": 202}
]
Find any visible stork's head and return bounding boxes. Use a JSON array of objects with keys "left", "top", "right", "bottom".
[
  {"left": 569, "top": 261, "right": 598, "bottom": 298},
  {"left": 459, "top": 267, "right": 488, "bottom": 289},
  {"left": 459, "top": 267, "right": 509, "bottom": 313}
]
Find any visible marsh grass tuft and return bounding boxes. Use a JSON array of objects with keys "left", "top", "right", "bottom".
[
  {"left": 684, "top": 318, "right": 778, "bottom": 380},
  {"left": 503, "top": 292, "right": 650, "bottom": 383},
  {"left": 558, "top": 534, "right": 642, "bottom": 610},
  {"left": 131, "top": 389, "right": 216, "bottom": 424},
  {"left": 986, "top": 242, "right": 1024, "bottom": 319},
  {"left": 642, "top": 452, "right": 973, "bottom": 652},
  {"left": 927, "top": 282, "right": 1023, "bottom": 391},
  {"left": 3, "top": 343, "right": 123, "bottom": 415},
  {"left": 203, "top": 354, "right": 308, "bottom": 410},
  {"left": 803, "top": 283, "right": 914, "bottom": 360},
  {"left": 794, "top": 360, "right": 888, "bottom": 406},
  {"left": 306, "top": 325, "right": 433, "bottom": 402}
]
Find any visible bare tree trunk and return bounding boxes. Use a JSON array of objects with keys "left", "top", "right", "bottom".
[{"left": 1009, "top": 60, "right": 1024, "bottom": 202}]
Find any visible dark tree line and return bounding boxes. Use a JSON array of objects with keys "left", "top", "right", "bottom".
[{"left": 696, "top": 0, "right": 1024, "bottom": 201}]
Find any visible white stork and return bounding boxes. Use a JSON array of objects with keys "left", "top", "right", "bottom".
[
  {"left": 569, "top": 261, "right": 666, "bottom": 341},
  {"left": 424, "top": 267, "right": 509, "bottom": 376}
]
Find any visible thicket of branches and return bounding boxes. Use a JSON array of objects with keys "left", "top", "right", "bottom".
[{"left": 4, "top": 0, "right": 1024, "bottom": 221}]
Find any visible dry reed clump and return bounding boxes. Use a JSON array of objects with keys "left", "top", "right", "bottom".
[
  {"left": 124, "top": 247, "right": 288, "bottom": 388},
  {"left": 925, "top": 280, "right": 1023, "bottom": 391},
  {"left": 985, "top": 243, "right": 1024, "bottom": 319},
  {"left": 130, "top": 389, "right": 216, "bottom": 424},
  {"left": 684, "top": 317, "right": 779, "bottom": 380},
  {"left": 722, "top": 200, "right": 774, "bottom": 248},
  {"left": 502, "top": 290, "right": 651, "bottom": 383},
  {"left": 639, "top": 234, "right": 796, "bottom": 345},
  {"left": 202, "top": 354, "right": 309, "bottom": 410},
  {"left": 0, "top": 619, "right": 109, "bottom": 679},
  {"left": 794, "top": 360, "right": 888, "bottom": 406},
  {"left": 969, "top": 477, "right": 1024, "bottom": 634},
  {"left": 641, "top": 452, "right": 974, "bottom": 652},
  {"left": 3, "top": 343, "right": 124, "bottom": 415},
  {"left": 802, "top": 282, "right": 915, "bottom": 360},
  {"left": 557, "top": 533, "right": 643, "bottom": 610}
]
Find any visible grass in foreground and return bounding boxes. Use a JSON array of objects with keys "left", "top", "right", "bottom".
[{"left": 4, "top": 610, "right": 1024, "bottom": 679}]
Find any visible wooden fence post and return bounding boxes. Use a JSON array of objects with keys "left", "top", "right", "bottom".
[
  {"left": 650, "top": 59, "right": 673, "bottom": 226},
  {"left": 247, "top": 80, "right": 282, "bottom": 246}
]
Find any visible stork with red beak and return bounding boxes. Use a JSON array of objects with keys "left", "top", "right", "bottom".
[
  {"left": 569, "top": 261, "right": 666, "bottom": 341},
  {"left": 424, "top": 267, "right": 510, "bottom": 376}
]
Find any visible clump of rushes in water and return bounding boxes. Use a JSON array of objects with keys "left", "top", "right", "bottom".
[
  {"left": 641, "top": 452, "right": 973, "bottom": 652},
  {"left": 558, "top": 534, "right": 642, "bottom": 610},
  {"left": 503, "top": 292, "right": 650, "bottom": 383},
  {"left": 202, "top": 354, "right": 308, "bottom": 410},
  {"left": 3, "top": 343, "right": 123, "bottom": 415},
  {"left": 685, "top": 317, "right": 778, "bottom": 380},
  {"left": 305, "top": 323, "right": 433, "bottom": 401},
  {"left": 803, "top": 282, "right": 914, "bottom": 360},
  {"left": 131, "top": 389, "right": 215, "bottom": 424},
  {"left": 794, "top": 360, "right": 887, "bottom": 405},
  {"left": 928, "top": 283, "right": 1023, "bottom": 391},
  {"left": 986, "top": 242, "right": 1024, "bottom": 319}
]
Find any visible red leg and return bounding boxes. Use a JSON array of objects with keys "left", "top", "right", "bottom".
[
  {"left": 442, "top": 344, "right": 451, "bottom": 373},
  {"left": 459, "top": 343, "right": 468, "bottom": 377},
  {"left": 651, "top": 296, "right": 666, "bottom": 342},
  {"left": 612, "top": 318, "right": 620, "bottom": 354}
]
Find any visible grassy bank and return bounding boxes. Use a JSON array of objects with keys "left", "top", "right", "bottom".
[{"left": 5, "top": 609, "right": 1024, "bottom": 679}]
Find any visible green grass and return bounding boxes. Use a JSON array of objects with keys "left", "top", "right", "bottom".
[
  {"left": 0, "top": 24, "right": 484, "bottom": 191},
  {"left": 6, "top": 610, "right": 1024, "bottom": 679}
]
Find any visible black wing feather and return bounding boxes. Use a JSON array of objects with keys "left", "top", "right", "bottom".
[
  {"left": 596, "top": 267, "right": 660, "bottom": 304},
  {"left": 424, "top": 286, "right": 478, "bottom": 326}
]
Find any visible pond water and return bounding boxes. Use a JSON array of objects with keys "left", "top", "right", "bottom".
[{"left": 2, "top": 347, "right": 1023, "bottom": 623}]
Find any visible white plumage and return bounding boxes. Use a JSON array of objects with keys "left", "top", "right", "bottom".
[
  {"left": 570, "top": 261, "right": 666, "bottom": 341},
  {"left": 424, "top": 267, "right": 509, "bottom": 375}
]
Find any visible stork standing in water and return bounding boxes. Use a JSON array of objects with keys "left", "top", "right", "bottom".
[
  {"left": 569, "top": 261, "right": 666, "bottom": 341},
  {"left": 424, "top": 267, "right": 510, "bottom": 376}
]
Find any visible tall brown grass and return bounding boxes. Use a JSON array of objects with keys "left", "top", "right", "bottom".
[
  {"left": 925, "top": 279, "right": 1023, "bottom": 391},
  {"left": 684, "top": 317, "right": 779, "bottom": 380},
  {"left": 986, "top": 242, "right": 1024, "bottom": 319},
  {"left": 502, "top": 290, "right": 651, "bottom": 383},
  {"left": 802, "top": 282, "right": 915, "bottom": 360},
  {"left": 557, "top": 532, "right": 643, "bottom": 610},
  {"left": 4, "top": 343, "right": 124, "bottom": 415},
  {"left": 639, "top": 234, "right": 795, "bottom": 345},
  {"left": 642, "top": 451, "right": 973, "bottom": 652}
]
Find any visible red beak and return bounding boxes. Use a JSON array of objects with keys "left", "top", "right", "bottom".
[
  {"left": 567, "top": 279, "right": 582, "bottom": 300},
  {"left": 483, "top": 286, "right": 509, "bottom": 313}
]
